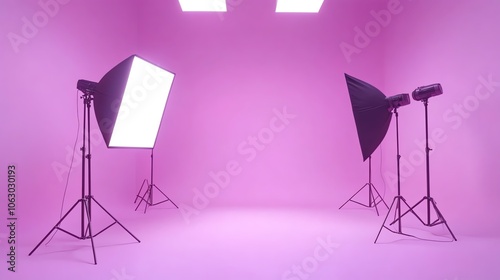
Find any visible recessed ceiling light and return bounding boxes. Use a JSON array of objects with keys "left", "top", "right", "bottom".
[
  {"left": 276, "top": 0, "right": 325, "bottom": 13},
  {"left": 179, "top": 0, "right": 227, "bottom": 12}
]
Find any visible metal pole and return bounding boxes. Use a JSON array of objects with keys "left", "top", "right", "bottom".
[
  {"left": 149, "top": 149, "right": 154, "bottom": 205},
  {"left": 80, "top": 95, "right": 87, "bottom": 238},
  {"left": 424, "top": 99, "right": 431, "bottom": 225},
  {"left": 395, "top": 108, "right": 402, "bottom": 233},
  {"left": 87, "top": 96, "right": 92, "bottom": 228}
]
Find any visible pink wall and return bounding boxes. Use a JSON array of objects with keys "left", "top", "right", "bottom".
[
  {"left": 0, "top": 0, "right": 141, "bottom": 233},
  {"left": 382, "top": 0, "right": 500, "bottom": 236},
  {"left": 135, "top": 0, "right": 388, "bottom": 216},
  {"left": 1, "top": 0, "right": 498, "bottom": 241}
]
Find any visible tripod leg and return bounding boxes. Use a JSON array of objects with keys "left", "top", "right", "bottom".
[
  {"left": 368, "top": 185, "right": 380, "bottom": 216},
  {"left": 134, "top": 184, "right": 152, "bottom": 212},
  {"left": 91, "top": 197, "right": 141, "bottom": 243},
  {"left": 392, "top": 196, "right": 403, "bottom": 233},
  {"left": 144, "top": 184, "right": 153, "bottom": 213},
  {"left": 143, "top": 192, "right": 149, "bottom": 213},
  {"left": 134, "top": 179, "right": 149, "bottom": 204},
  {"left": 375, "top": 197, "right": 397, "bottom": 243},
  {"left": 370, "top": 184, "right": 389, "bottom": 209},
  {"left": 152, "top": 184, "right": 179, "bottom": 208},
  {"left": 29, "top": 199, "right": 82, "bottom": 256},
  {"left": 430, "top": 199, "right": 457, "bottom": 241},
  {"left": 83, "top": 198, "right": 97, "bottom": 265},
  {"left": 134, "top": 193, "right": 145, "bottom": 212},
  {"left": 368, "top": 183, "right": 374, "bottom": 207},
  {"left": 140, "top": 184, "right": 153, "bottom": 213},
  {"left": 395, "top": 196, "right": 419, "bottom": 233},
  {"left": 339, "top": 183, "right": 369, "bottom": 209},
  {"left": 390, "top": 197, "right": 426, "bottom": 226}
]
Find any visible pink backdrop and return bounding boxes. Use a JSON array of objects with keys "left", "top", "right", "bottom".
[{"left": 1, "top": 1, "right": 499, "bottom": 276}]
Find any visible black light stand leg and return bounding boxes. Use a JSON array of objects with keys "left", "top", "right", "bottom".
[
  {"left": 375, "top": 195, "right": 418, "bottom": 242},
  {"left": 134, "top": 149, "right": 178, "bottom": 213},
  {"left": 135, "top": 179, "right": 151, "bottom": 214},
  {"left": 29, "top": 199, "right": 83, "bottom": 256},
  {"left": 375, "top": 107, "right": 420, "bottom": 243},
  {"left": 375, "top": 196, "right": 396, "bottom": 242},
  {"left": 339, "top": 156, "right": 389, "bottom": 216},
  {"left": 134, "top": 179, "right": 149, "bottom": 205},
  {"left": 395, "top": 99, "right": 457, "bottom": 241},
  {"left": 91, "top": 197, "right": 141, "bottom": 242},
  {"left": 29, "top": 92, "right": 140, "bottom": 264},
  {"left": 82, "top": 196, "right": 97, "bottom": 265},
  {"left": 28, "top": 197, "right": 99, "bottom": 264}
]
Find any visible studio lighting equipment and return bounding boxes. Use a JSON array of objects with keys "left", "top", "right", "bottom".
[
  {"left": 134, "top": 149, "right": 179, "bottom": 213},
  {"left": 29, "top": 55, "right": 178, "bottom": 264},
  {"left": 390, "top": 83, "right": 456, "bottom": 241},
  {"left": 93, "top": 54, "right": 179, "bottom": 213},
  {"left": 412, "top": 83, "right": 443, "bottom": 101},
  {"left": 386, "top": 93, "right": 410, "bottom": 110},
  {"left": 339, "top": 74, "right": 423, "bottom": 241},
  {"left": 93, "top": 55, "right": 175, "bottom": 148},
  {"left": 374, "top": 89, "right": 423, "bottom": 242},
  {"left": 339, "top": 74, "right": 390, "bottom": 215}
]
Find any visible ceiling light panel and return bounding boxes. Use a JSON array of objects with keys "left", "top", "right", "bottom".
[
  {"left": 276, "top": 0, "right": 325, "bottom": 13},
  {"left": 179, "top": 0, "right": 227, "bottom": 12}
]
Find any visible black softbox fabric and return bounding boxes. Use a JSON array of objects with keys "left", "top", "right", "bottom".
[
  {"left": 345, "top": 73, "right": 392, "bottom": 161},
  {"left": 94, "top": 55, "right": 135, "bottom": 147}
]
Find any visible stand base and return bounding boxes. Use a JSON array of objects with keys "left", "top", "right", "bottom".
[
  {"left": 339, "top": 183, "right": 389, "bottom": 216},
  {"left": 396, "top": 196, "right": 457, "bottom": 241},
  {"left": 134, "top": 179, "right": 179, "bottom": 213},
  {"left": 375, "top": 195, "right": 424, "bottom": 243},
  {"left": 29, "top": 196, "right": 140, "bottom": 264}
]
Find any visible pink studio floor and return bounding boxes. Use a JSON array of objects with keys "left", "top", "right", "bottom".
[{"left": 8, "top": 206, "right": 500, "bottom": 280}]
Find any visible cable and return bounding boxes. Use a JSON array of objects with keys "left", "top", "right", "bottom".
[
  {"left": 381, "top": 226, "right": 455, "bottom": 243},
  {"left": 379, "top": 143, "right": 454, "bottom": 243},
  {"left": 379, "top": 143, "right": 386, "bottom": 198},
  {"left": 44, "top": 89, "right": 81, "bottom": 245}
]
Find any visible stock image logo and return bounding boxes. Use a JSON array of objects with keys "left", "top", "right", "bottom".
[
  {"left": 7, "top": 0, "right": 71, "bottom": 53},
  {"left": 179, "top": 106, "right": 296, "bottom": 223},
  {"left": 281, "top": 235, "right": 340, "bottom": 280}
]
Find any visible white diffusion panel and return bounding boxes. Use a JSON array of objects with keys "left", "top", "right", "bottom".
[{"left": 109, "top": 56, "right": 175, "bottom": 148}]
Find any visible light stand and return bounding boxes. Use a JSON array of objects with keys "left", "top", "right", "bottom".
[
  {"left": 134, "top": 149, "right": 179, "bottom": 213},
  {"left": 29, "top": 92, "right": 141, "bottom": 265},
  {"left": 339, "top": 156, "right": 389, "bottom": 215},
  {"left": 375, "top": 107, "right": 419, "bottom": 242},
  {"left": 391, "top": 99, "right": 457, "bottom": 241}
]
